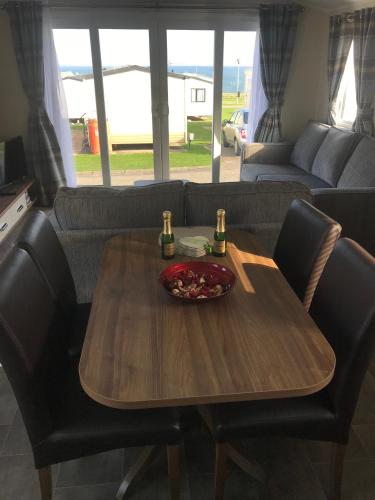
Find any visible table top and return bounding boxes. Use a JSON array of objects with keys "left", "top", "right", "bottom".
[{"left": 79, "top": 229, "right": 336, "bottom": 410}]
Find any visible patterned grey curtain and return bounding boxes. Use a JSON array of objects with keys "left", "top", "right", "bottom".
[
  {"left": 6, "top": 2, "right": 66, "bottom": 206},
  {"left": 254, "top": 4, "right": 300, "bottom": 143},
  {"left": 353, "top": 8, "right": 375, "bottom": 135},
  {"left": 327, "top": 15, "right": 353, "bottom": 125}
]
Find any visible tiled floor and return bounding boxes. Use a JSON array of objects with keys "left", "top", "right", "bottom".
[{"left": 1, "top": 361, "right": 375, "bottom": 500}]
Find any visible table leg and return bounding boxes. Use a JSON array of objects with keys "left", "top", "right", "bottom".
[
  {"left": 116, "top": 445, "right": 156, "bottom": 500},
  {"left": 167, "top": 445, "right": 180, "bottom": 500}
]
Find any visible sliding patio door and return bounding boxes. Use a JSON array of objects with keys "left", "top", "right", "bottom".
[
  {"left": 98, "top": 29, "right": 155, "bottom": 186},
  {"left": 51, "top": 9, "right": 257, "bottom": 186},
  {"left": 166, "top": 29, "right": 215, "bottom": 183}
]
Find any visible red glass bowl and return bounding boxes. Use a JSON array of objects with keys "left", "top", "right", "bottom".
[{"left": 159, "top": 261, "right": 236, "bottom": 303}]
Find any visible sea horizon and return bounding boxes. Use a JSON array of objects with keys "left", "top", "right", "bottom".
[{"left": 60, "top": 65, "right": 252, "bottom": 93}]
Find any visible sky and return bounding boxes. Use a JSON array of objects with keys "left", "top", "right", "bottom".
[{"left": 53, "top": 29, "right": 256, "bottom": 67}]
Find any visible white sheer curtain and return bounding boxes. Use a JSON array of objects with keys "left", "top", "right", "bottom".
[
  {"left": 43, "top": 10, "right": 76, "bottom": 187},
  {"left": 247, "top": 33, "right": 268, "bottom": 143}
]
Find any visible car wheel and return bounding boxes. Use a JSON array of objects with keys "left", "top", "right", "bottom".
[
  {"left": 222, "top": 131, "right": 229, "bottom": 147},
  {"left": 234, "top": 139, "right": 241, "bottom": 156}
]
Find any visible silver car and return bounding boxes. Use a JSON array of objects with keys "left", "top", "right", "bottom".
[{"left": 222, "top": 109, "right": 248, "bottom": 156}]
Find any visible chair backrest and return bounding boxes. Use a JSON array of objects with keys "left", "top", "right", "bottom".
[
  {"left": 17, "top": 210, "right": 77, "bottom": 314},
  {"left": 0, "top": 248, "right": 68, "bottom": 446},
  {"left": 274, "top": 199, "right": 341, "bottom": 310},
  {"left": 310, "top": 238, "right": 375, "bottom": 438}
]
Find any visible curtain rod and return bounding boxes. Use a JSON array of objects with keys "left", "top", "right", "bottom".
[
  {"left": 0, "top": 2, "right": 303, "bottom": 12},
  {"left": 334, "top": 12, "right": 354, "bottom": 23}
]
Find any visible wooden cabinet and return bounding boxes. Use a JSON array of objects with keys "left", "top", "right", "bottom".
[{"left": 0, "top": 181, "right": 34, "bottom": 243}]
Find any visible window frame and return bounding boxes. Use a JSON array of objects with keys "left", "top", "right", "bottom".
[
  {"left": 50, "top": 7, "right": 258, "bottom": 185},
  {"left": 191, "top": 88, "right": 206, "bottom": 103}
]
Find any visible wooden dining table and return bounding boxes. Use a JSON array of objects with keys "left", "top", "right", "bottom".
[{"left": 79, "top": 228, "right": 336, "bottom": 497}]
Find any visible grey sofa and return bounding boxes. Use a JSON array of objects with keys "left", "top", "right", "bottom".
[
  {"left": 241, "top": 120, "right": 375, "bottom": 255},
  {"left": 53, "top": 180, "right": 311, "bottom": 303}
]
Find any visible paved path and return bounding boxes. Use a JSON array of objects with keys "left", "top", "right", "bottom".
[{"left": 76, "top": 149, "right": 241, "bottom": 186}]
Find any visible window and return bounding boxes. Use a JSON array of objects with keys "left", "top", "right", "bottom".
[
  {"left": 336, "top": 43, "right": 357, "bottom": 127},
  {"left": 191, "top": 88, "right": 206, "bottom": 103},
  {"left": 50, "top": 9, "right": 257, "bottom": 185}
]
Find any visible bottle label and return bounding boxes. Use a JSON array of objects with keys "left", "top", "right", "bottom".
[
  {"left": 163, "top": 242, "right": 175, "bottom": 256},
  {"left": 214, "top": 240, "right": 226, "bottom": 254}
]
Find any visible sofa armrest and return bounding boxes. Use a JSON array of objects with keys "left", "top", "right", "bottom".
[
  {"left": 241, "top": 142, "right": 294, "bottom": 165},
  {"left": 312, "top": 188, "right": 375, "bottom": 256}
]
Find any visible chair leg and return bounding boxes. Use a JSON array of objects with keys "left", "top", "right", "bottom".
[
  {"left": 167, "top": 445, "right": 180, "bottom": 500},
  {"left": 38, "top": 466, "right": 52, "bottom": 500},
  {"left": 328, "top": 443, "right": 346, "bottom": 500},
  {"left": 215, "top": 443, "right": 227, "bottom": 500}
]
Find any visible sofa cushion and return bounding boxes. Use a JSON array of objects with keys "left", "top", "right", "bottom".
[
  {"left": 240, "top": 163, "right": 305, "bottom": 182},
  {"left": 257, "top": 174, "right": 332, "bottom": 189},
  {"left": 311, "top": 127, "right": 361, "bottom": 186},
  {"left": 290, "top": 121, "right": 330, "bottom": 172},
  {"left": 185, "top": 181, "right": 312, "bottom": 226},
  {"left": 337, "top": 136, "right": 375, "bottom": 188},
  {"left": 54, "top": 182, "right": 185, "bottom": 230}
]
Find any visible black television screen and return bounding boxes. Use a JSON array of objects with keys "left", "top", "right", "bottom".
[
  {"left": 0, "top": 141, "right": 5, "bottom": 185},
  {"left": 0, "top": 136, "right": 28, "bottom": 186}
]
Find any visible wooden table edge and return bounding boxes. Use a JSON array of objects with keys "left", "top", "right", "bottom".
[{"left": 79, "top": 360, "right": 335, "bottom": 410}]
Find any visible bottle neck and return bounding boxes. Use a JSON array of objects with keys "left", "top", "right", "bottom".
[
  {"left": 163, "top": 219, "right": 172, "bottom": 235},
  {"left": 216, "top": 214, "right": 225, "bottom": 233}
]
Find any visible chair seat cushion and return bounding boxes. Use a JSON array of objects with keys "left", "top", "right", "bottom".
[
  {"left": 207, "top": 390, "right": 337, "bottom": 443},
  {"left": 240, "top": 163, "right": 304, "bottom": 182},
  {"left": 256, "top": 174, "right": 332, "bottom": 189},
  {"left": 35, "top": 360, "right": 181, "bottom": 468},
  {"left": 67, "top": 303, "right": 91, "bottom": 358}
]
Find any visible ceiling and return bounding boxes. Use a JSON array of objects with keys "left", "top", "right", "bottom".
[
  {"left": 45, "top": 0, "right": 375, "bottom": 14},
  {"left": 302, "top": 0, "right": 375, "bottom": 13}
]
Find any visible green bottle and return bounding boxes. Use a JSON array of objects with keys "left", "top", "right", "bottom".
[
  {"left": 213, "top": 208, "right": 226, "bottom": 257},
  {"left": 161, "top": 210, "right": 175, "bottom": 260}
]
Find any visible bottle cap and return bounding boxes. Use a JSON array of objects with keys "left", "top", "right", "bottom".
[
  {"left": 163, "top": 210, "right": 172, "bottom": 219},
  {"left": 217, "top": 208, "right": 225, "bottom": 216}
]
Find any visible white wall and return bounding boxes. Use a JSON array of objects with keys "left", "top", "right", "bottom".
[
  {"left": 63, "top": 78, "right": 96, "bottom": 120},
  {"left": 62, "top": 70, "right": 186, "bottom": 143},
  {"left": 168, "top": 76, "right": 187, "bottom": 143},
  {"left": 282, "top": 7, "right": 330, "bottom": 140}
]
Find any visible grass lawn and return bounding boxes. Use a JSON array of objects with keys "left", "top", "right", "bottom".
[
  {"left": 75, "top": 143, "right": 211, "bottom": 172},
  {"left": 73, "top": 93, "right": 245, "bottom": 172}
]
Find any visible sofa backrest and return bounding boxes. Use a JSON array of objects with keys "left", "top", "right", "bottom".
[
  {"left": 290, "top": 121, "right": 330, "bottom": 172},
  {"left": 185, "top": 181, "right": 312, "bottom": 226},
  {"left": 337, "top": 136, "right": 375, "bottom": 188},
  {"left": 311, "top": 127, "right": 361, "bottom": 186},
  {"left": 54, "top": 181, "right": 185, "bottom": 230}
]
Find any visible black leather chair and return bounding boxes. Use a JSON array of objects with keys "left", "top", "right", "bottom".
[
  {"left": 274, "top": 199, "right": 341, "bottom": 310},
  {"left": 205, "top": 238, "right": 375, "bottom": 500},
  {"left": 17, "top": 210, "right": 89, "bottom": 357},
  {"left": 0, "top": 248, "right": 181, "bottom": 500}
]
